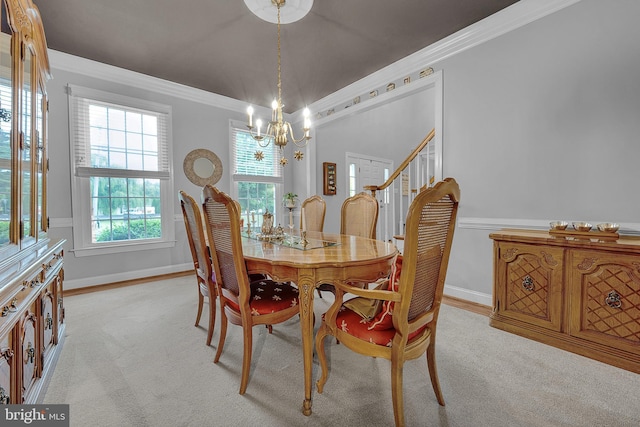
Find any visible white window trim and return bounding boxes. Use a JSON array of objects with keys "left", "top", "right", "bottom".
[{"left": 67, "top": 84, "right": 175, "bottom": 257}]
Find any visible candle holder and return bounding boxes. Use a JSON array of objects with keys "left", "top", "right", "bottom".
[
  {"left": 301, "top": 231, "right": 308, "bottom": 248},
  {"left": 286, "top": 206, "right": 295, "bottom": 245},
  {"left": 261, "top": 210, "right": 274, "bottom": 235},
  {"left": 281, "top": 194, "right": 299, "bottom": 245},
  {"left": 274, "top": 224, "right": 285, "bottom": 240}
]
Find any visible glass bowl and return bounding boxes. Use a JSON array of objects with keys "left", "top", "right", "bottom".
[
  {"left": 572, "top": 222, "right": 592, "bottom": 232},
  {"left": 596, "top": 223, "right": 619, "bottom": 233},
  {"left": 549, "top": 221, "right": 568, "bottom": 230}
]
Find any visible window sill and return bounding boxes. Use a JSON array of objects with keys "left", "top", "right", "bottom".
[{"left": 71, "top": 239, "right": 176, "bottom": 257}]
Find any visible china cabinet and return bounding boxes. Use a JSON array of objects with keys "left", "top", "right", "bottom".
[
  {"left": 490, "top": 229, "right": 640, "bottom": 374},
  {"left": 0, "top": 0, "right": 65, "bottom": 404}
]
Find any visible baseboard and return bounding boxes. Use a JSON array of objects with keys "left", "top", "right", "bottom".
[
  {"left": 64, "top": 270, "right": 192, "bottom": 297},
  {"left": 443, "top": 283, "right": 492, "bottom": 307},
  {"left": 63, "top": 263, "right": 193, "bottom": 290},
  {"left": 443, "top": 295, "right": 491, "bottom": 317}
]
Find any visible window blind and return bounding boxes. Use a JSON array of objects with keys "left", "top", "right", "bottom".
[
  {"left": 68, "top": 84, "right": 171, "bottom": 179},
  {"left": 230, "top": 120, "right": 283, "bottom": 179}
]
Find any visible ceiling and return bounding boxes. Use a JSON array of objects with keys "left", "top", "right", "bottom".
[{"left": 33, "top": 0, "right": 519, "bottom": 113}]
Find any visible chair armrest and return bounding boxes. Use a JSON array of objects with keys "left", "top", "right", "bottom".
[
  {"left": 406, "top": 310, "right": 435, "bottom": 333},
  {"left": 332, "top": 281, "right": 401, "bottom": 303}
]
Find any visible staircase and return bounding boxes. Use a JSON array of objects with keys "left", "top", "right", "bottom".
[{"left": 364, "top": 128, "right": 436, "bottom": 252}]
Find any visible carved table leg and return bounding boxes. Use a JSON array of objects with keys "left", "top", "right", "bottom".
[{"left": 297, "top": 268, "right": 316, "bottom": 416}]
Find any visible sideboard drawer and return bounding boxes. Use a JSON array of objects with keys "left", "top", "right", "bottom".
[{"left": 569, "top": 249, "right": 640, "bottom": 354}]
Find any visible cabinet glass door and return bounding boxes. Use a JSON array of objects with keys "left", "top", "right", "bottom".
[
  {"left": 0, "top": 4, "right": 12, "bottom": 250},
  {"left": 21, "top": 48, "right": 33, "bottom": 245},
  {"left": 36, "top": 82, "right": 45, "bottom": 234}
]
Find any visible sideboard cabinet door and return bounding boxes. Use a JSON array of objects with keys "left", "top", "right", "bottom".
[
  {"left": 19, "top": 303, "right": 38, "bottom": 403},
  {"left": 495, "top": 242, "right": 564, "bottom": 331},
  {"left": 0, "top": 334, "right": 14, "bottom": 404},
  {"left": 569, "top": 249, "right": 640, "bottom": 354},
  {"left": 56, "top": 272, "right": 64, "bottom": 338},
  {"left": 41, "top": 283, "right": 55, "bottom": 363}
]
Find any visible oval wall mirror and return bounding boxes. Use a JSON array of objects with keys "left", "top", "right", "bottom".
[{"left": 183, "top": 149, "right": 223, "bottom": 186}]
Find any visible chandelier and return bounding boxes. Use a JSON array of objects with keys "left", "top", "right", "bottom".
[{"left": 245, "top": 0, "right": 312, "bottom": 165}]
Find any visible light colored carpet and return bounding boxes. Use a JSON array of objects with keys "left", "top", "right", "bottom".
[{"left": 44, "top": 276, "right": 640, "bottom": 427}]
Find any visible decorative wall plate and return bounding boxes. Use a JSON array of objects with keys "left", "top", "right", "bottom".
[{"left": 183, "top": 149, "right": 223, "bottom": 186}]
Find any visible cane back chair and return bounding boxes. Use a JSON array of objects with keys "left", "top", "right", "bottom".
[
  {"left": 300, "top": 195, "right": 326, "bottom": 232},
  {"left": 201, "top": 185, "right": 300, "bottom": 394},
  {"left": 340, "top": 192, "right": 379, "bottom": 239},
  {"left": 315, "top": 178, "right": 460, "bottom": 426},
  {"left": 179, "top": 190, "right": 217, "bottom": 346},
  {"left": 316, "top": 192, "right": 379, "bottom": 298}
]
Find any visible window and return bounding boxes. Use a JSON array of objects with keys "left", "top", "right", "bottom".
[
  {"left": 68, "top": 85, "right": 174, "bottom": 256},
  {"left": 348, "top": 162, "right": 357, "bottom": 197},
  {"left": 230, "top": 120, "right": 283, "bottom": 229}
]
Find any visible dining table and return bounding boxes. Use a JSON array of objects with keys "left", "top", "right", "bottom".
[{"left": 241, "top": 230, "right": 398, "bottom": 416}]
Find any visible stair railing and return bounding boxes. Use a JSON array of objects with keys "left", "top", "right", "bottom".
[{"left": 363, "top": 128, "right": 435, "bottom": 247}]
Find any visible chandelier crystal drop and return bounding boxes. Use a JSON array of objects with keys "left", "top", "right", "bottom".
[{"left": 245, "top": 0, "right": 311, "bottom": 164}]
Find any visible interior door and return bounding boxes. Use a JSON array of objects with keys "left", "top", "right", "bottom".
[{"left": 345, "top": 153, "right": 394, "bottom": 242}]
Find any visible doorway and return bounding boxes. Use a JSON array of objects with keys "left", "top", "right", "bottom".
[{"left": 345, "top": 153, "right": 394, "bottom": 242}]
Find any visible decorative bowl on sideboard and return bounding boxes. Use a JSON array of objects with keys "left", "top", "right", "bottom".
[
  {"left": 572, "top": 222, "right": 592, "bottom": 232},
  {"left": 597, "top": 223, "right": 620, "bottom": 233},
  {"left": 549, "top": 221, "right": 569, "bottom": 230}
]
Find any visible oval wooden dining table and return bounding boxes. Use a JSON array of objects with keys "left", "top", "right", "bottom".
[{"left": 242, "top": 231, "right": 398, "bottom": 416}]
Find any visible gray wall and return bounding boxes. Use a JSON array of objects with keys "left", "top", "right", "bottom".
[
  {"left": 314, "top": 87, "right": 436, "bottom": 234},
  {"left": 47, "top": 0, "right": 640, "bottom": 302},
  {"left": 437, "top": 0, "right": 640, "bottom": 302}
]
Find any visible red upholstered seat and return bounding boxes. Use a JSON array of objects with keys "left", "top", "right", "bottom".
[
  {"left": 330, "top": 255, "right": 424, "bottom": 346},
  {"left": 333, "top": 306, "right": 426, "bottom": 347},
  {"left": 225, "top": 279, "right": 299, "bottom": 315}
]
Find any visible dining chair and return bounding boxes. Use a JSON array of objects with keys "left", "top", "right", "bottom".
[
  {"left": 300, "top": 195, "right": 326, "bottom": 232},
  {"left": 300, "top": 194, "right": 330, "bottom": 296},
  {"left": 317, "top": 192, "right": 379, "bottom": 298},
  {"left": 340, "top": 192, "right": 379, "bottom": 239},
  {"left": 201, "top": 184, "right": 300, "bottom": 395},
  {"left": 233, "top": 199, "right": 270, "bottom": 282},
  {"left": 315, "top": 178, "right": 460, "bottom": 427},
  {"left": 179, "top": 190, "right": 217, "bottom": 346}
]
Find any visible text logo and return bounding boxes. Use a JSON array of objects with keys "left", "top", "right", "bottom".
[{"left": 2, "top": 405, "right": 69, "bottom": 426}]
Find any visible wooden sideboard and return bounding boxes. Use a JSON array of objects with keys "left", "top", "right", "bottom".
[
  {"left": 0, "top": 240, "right": 65, "bottom": 404},
  {"left": 0, "top": 0, "right": 65, "bottom": 404},
  {"left": 490, "top": 229, "right": 640, "bottom": 373}
]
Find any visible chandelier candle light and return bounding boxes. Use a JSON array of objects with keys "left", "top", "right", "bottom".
[{"left": 245, "top": 0, "right": 312, "bottom": 165}]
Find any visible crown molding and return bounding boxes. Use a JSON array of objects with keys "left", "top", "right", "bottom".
[
  {"left": 308, "top": 0, "right": 582, "bottom": 115},
  {"left": 49, "top": 49, "right": 287, "bottom": 121},
  {"left": 48, "top": 49, "right": 250, "bottom": 113}
]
